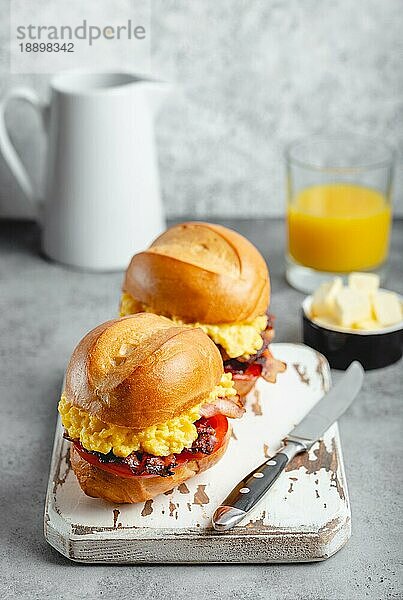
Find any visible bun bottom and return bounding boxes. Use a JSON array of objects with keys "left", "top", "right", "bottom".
[
  {"left": 70, "top": 425, "right": 231, "bottom": 504},
  {"left": 233, "top": 376, "right": 258, "bottom": 401}
]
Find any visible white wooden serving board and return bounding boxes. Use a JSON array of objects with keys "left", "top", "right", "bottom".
[{"left": 44, "top": 343, "right": 351, "bottom": 563}]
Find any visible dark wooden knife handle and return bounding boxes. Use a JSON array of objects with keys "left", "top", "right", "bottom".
[
  {"left": 212, "top": 440, "right": 307, "bottom": 531},
  {"left": 223, "top": 453, "right": 289, "bottom": 512}
]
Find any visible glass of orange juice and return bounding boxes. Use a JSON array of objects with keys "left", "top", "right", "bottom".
[{"left": 285, "top": 134, "right": 395, "bottom": 292}]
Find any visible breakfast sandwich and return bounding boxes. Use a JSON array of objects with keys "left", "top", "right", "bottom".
[
  {"left": 120, "top": 222, "right": 285, "bottom": 399},
  {"left": 58, "top": 313, "right": 243, "bottom": 503}
]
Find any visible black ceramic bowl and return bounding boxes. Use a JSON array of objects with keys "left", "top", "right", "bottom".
[{"left": 302, "top": 295, "right": 403, "bottom": 370}]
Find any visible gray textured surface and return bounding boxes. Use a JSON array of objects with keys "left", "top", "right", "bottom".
[
  {"left": 1, "top": 218, "right": 402, "bottom": 599},
  {"left": 0, "top": 0, "right": 402, "bottom": 219}
]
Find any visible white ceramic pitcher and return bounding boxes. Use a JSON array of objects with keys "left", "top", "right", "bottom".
[{"left": 0, "top": 71, "right": 167, "bottom": 270}]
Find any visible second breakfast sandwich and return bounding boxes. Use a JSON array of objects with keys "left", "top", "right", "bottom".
[
  {"left": 58, "top": 313, "right": 243, "bottom": 503},
  {"left": 120, "top": 222, "right": 285, "bottom": 398}
]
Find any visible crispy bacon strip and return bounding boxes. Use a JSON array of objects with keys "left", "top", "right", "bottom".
[
  {"left": 188, "top": 420, "right": 217, "bottom": 454},
  {"left": 199, "top": 395, "right": 245, "bottom": 419}
]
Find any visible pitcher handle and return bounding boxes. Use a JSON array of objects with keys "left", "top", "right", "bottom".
[{"left": 0, "top": 87, "right": 48, "bottom": 219}]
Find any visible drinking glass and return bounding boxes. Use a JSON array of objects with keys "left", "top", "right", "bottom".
[{"left": 285, "top": 134, "right": 395, "bottom": 292}]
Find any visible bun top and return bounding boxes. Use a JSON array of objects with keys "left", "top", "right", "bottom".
[
  {"left": 64, "top": 313, "right": 223, "bottom": 431},
  {"left": 123, "top": 222, "right": 270, "bottom": 323}
]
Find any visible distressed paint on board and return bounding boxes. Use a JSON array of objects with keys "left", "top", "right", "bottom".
[{"left": 44, "top": 343, "right": 351, "bottom": 563}]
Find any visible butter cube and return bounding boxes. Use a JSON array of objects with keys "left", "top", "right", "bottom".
[
  {"left": 311, "top": 277, "right": 343, "bottom": 318},
  {"left": 313, "top": 316, "right": 339, "bottom": 329},
  {"left": 371, "top": 291, "right": 403, "bottom": 326},
  {"left": 334, "top": 288, "right": 372, "bottom": 327},
  {"left": 349, "top": 272, "right": 380, "bottom": 294},
  {"left": 354, "top": 319, "right": 380, "bottom": 331}
]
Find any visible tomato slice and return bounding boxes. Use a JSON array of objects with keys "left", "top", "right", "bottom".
[
  {"left": 73, "top": 414, "right": 228, "bottom": 479},
  {"left": 176, "top": 414, "right": 228, "bottom": 462},
  {"left": 225, "top": 362, "right": 262, "bottom": 380}
]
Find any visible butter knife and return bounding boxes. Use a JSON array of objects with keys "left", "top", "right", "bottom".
[{"left": 212, "top": 361, "right": 364, "bottom": 531}]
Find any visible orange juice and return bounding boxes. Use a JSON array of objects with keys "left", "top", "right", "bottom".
[{"left": 287, "top": 183, "right": 391, "bottom": 272}]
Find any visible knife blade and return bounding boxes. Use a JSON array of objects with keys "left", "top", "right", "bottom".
[
  {"left": 288, "top": 360, "right": 364, "bottom": 444},
  {"left": 212, "top": 360, "right": 364, "bottom": 532}
]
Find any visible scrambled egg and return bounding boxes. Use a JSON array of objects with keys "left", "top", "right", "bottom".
[
  {"left": 190, "top": 316, "right": 267, "bottom": 359},
  {"left": 58, "top": 373, "right": 236, "bottom": 458},
  {"left": 120, "top": 292, "right": 144, "bottom": 317},
  {"left": 120, "top": 292, "right": 267, "bottom": 359}
]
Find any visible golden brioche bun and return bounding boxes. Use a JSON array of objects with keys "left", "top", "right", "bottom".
[
  {"left": 64, "top": 313, "right": 223, "bottom": 431},
  {"left": 70, "top": 425, "right": 231, "bottom": 503},
  {"left": 123, "top": 222, "right": 270, "bottom": 323}
]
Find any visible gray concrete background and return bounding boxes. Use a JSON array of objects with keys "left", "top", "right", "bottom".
[
  {"left": 0, "top": 218, "right": 402, "bottom": 600},
  {"left": 0, "top": 0, "right": 402, "bottom": 219}
]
